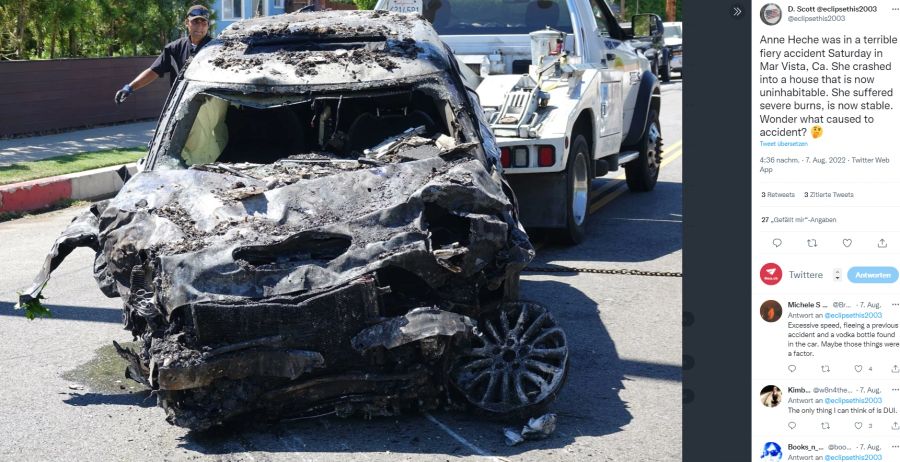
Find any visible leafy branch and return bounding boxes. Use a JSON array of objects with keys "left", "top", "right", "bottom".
[{"left": 15, "top": 293, "right": 52, "bottom": 320}]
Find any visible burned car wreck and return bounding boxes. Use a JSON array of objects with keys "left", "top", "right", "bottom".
[{"left": 20, "top": 11, "right": 568, "bottom": 430}]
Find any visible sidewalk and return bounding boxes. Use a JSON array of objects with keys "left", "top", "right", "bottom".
[
  {"left": 0, "top": 121, "right": 154, "bottom": 214},
  {"left": 0, "top": 121, "right": 155, "bottom": 167}
]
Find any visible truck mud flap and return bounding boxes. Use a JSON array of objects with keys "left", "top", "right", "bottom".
[{"left": 505, "top": 173, "right": 568, "bottom": 228}]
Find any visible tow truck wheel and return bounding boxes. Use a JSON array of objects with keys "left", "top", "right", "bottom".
[
  {"left": 625, "top": 109, "right": 661, "bottom": 192},
  {"left": 660, "top": 65, "right": 671, "bottom": 82},
  {"left": 561, "top": 135, "right": 591, "bottom": 244}
]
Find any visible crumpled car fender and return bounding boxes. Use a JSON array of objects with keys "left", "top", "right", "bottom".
[
  {"left": 19, "top": 201, "right": 105, "bottom": 305},
  {"left": 351, "top": 307, "right": 476, "bottom": 352}
]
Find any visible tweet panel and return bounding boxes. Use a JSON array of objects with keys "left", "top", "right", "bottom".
[{"left": 753, "top": 1, "right": 900, "bottom": 461}]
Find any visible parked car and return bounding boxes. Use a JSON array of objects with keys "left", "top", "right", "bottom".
[
  {"left": 663, "top": 22, "right": 682, "bottom": 76},
  {"left": 19, "top": 10, "right": 569, "bottom": 430}
]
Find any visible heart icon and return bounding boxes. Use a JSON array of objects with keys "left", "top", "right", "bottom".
[
  {"left": 788, "top": 422, "right": 796, "bottom": 429},
  {"left": 773, "top": 238, "right": 782, "bottom": 248},
  {"left": 855, "top": 365, "right": 863, "bottom": 372},
  {"left": 843, "top": 239, "right": 852, "bottom": 247},
  {"left": 855, "top": 422, "right": 863, "bottom": 429},
  {"left": 788, "top": 365, "right": 797, "bottom": 372}
]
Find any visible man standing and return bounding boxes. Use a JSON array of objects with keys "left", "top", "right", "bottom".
[{"left": 115, "top": 5, "right": 213, "bottom": 104}]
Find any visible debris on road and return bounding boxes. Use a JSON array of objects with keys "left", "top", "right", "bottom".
[{"left": 503, "top": 413, "right": 558, "bottom": 446}]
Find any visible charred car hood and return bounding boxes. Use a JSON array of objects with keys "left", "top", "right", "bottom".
[{"left": 23, "top": 154, "right": 533, "bottom": 316}]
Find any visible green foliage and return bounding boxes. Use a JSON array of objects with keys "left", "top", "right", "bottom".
[
  {"left": 0, "top": 0, "right": 214, "bottom": 60},
  {"left": 0, "top": 147, "right": 145, "bottom": 185},
  {"left": 615, "top": 0, "right": 682, "bottom": 22},
  {"left": 15, "top": 293, "right": 52, "bottom": 320},
  {"left": 353, "top": 0, "right": 378, "bottom": 10}
]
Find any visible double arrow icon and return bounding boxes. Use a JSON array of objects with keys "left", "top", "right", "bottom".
[{"left": 732, "top": 3, "right": 744, "bottom": 18}]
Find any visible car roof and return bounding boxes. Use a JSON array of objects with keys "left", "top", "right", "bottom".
[{"left": 185, "top": 10, "right": 451, "bottom": 87}]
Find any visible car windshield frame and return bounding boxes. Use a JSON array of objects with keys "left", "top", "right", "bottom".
[{"left": 149, "top": 75, "right": 482, "bottom": 171}]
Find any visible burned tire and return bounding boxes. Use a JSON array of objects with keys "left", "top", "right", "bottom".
[
  {"left": 561, "top": 135, "right": 591, "bottom": 245},
  {"left": 625, "top": 108, "right": 661, "bottom": 192},
  {"left": 448, "top": 301, "right": 568, "bottom": 418}
]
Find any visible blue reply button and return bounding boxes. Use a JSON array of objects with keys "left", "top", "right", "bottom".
[{"left": 847, "top": 267, "right": 899, "bottom": 283}]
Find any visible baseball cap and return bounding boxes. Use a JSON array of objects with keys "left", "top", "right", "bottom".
[{"left": 187, "top": 5, "right": 210, "bottom": 20}]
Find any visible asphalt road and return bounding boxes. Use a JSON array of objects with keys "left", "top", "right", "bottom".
[{"left": 0, "top": 80, "right": 683, "bottom": 461}]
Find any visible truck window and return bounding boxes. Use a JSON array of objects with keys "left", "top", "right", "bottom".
[
  {"left": 421, "top": 0, "right": 573, "bottom": 35},
  {"left": 663, "top": 24, "right": 681, "bottom": 39},
  {"left": 587, "top": 0, "right": 611, "bottom": 36}
]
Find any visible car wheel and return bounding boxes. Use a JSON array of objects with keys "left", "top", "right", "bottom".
[
  {"left": 561, "top": 135, "right": 590, "bottom": 244},
  {"left": 625, "top": 109, "right": 662, "bottom": 192},
  {"left": 447, "top": 301, "right": 569, "bottom": 418},
  {"left": 660, "top": 64, "right": 671, "bottom": 82}
]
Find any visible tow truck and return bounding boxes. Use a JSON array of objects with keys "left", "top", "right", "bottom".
[{"left": 376, "top": 0, "right": 664, "bottom": 243}]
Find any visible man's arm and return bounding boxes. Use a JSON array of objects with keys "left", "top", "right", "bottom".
[
  {"left": 115, "top": 68, "right": 162, "bottom": 104},
  {"left": 115, "top": 47, "right": 170, "bottom": 104},
  {"left": 128, "top": 68, "right": 161, "bottom": 92}
]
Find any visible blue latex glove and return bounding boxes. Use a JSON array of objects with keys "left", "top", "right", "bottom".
[{"left": 115, "top": 84, "right": 133, "bottom": 104}]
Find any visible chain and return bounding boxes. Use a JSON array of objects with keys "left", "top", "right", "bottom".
[{"left": 523, "top": 265, "right": 682, "bottom": 278}]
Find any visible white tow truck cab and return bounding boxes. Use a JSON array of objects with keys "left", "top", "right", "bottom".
[{"left": 376, "top": 0, "right": 663, "bottom": 243}]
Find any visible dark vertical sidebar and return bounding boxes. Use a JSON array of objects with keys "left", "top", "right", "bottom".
[{"left": 683, "top": 1, "right": 752, "bottom": 458}]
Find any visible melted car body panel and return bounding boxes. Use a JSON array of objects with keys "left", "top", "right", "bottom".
[{"left": 20, "top": 11, "right": 569, "bottom": 430}]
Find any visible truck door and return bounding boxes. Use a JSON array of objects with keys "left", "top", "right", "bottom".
[
  {"left": 586, "top": 0, "right": 644, "bottom": 139},
  {"left": 572, "top": 0, "right": 625, "bottom": 154}
]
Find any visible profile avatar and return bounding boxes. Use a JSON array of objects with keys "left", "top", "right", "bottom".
[
  {"left": 759, "top": 263, "right": 783, "bottom": 285},
  {"left": 760, "top": 300, "right": 782, "bottom": 322},
  {"left": 760, "top": 441, "right": 783, "bottom": 460},
  {"left": 760, "top": 4, "right": 782, "bottom": 26},
  {"left": 760, "top": 385, "right": 782, "bottom": 407}
]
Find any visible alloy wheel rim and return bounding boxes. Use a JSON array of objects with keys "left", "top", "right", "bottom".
[
  {"left": 647, "top": 122, "right": 662, "bottom": 173},
  {"left": 572, "top": 153, "right": 589, "bottom": 225},
  {"left": 449, "top": 302, "right": 568, "bottom": 413}
]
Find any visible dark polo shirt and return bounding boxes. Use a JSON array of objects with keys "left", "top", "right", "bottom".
[{"left": 150, "top": 35, "right": 212, "bottom": 86}]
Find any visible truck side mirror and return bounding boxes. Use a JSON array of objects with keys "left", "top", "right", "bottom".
[{"left": 631, "top": 14, "right": 663, "bottom": 39}]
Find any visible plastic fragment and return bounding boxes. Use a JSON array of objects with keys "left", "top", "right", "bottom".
[{"left": 503, "top": 413, "right": 558, "bottom": 446}]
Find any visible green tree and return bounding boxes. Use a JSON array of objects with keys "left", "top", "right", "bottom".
[
  {"left": 353, "top": 0, "right": 377, "bottom": 10},
  {"left": 0, "top": 0, "right": 213, "bottom": 60},
  {"left": 617, "top": 0, "right": 682, "bottom": 22}
]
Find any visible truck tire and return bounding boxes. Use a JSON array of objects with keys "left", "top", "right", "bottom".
[
  {"left": 660, "top": 64, "right": 671, "bottom": 82},
  {"left": 561, "top": 135, "right": 591, "bottom": 244},
  {"left": 625, "top": 109, "right": 661, "bottom": 192}
]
